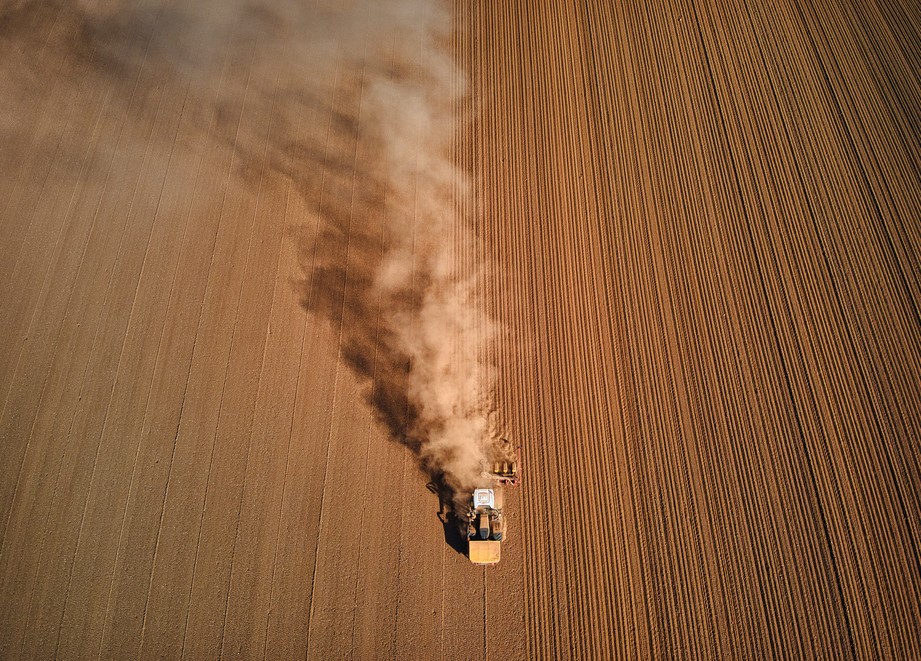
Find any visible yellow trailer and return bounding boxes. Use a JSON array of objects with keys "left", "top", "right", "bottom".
[{"left": 468, "top": 539, "right": 501, "bottom": 565}]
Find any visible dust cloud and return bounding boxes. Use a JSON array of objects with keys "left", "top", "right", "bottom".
[
  {"left": 0, "top": 0, "right": 499, "bottom": 514},
  {"left": 292, "top": 1, "right": 502, "bottom": 515}
]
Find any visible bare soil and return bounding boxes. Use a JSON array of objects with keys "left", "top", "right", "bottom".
[{"left": 0, "top": 0, "right": 918, "bottom": 659}]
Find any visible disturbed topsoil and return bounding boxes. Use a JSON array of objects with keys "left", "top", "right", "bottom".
[{"left": 0, "top": 0, "right": 919, "bottom": 659}]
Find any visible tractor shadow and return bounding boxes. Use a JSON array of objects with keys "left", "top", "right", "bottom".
[{"left": 430, "top": 482, "right": 469, "bottom": 557}]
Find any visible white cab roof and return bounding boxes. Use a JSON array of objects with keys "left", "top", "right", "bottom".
[{"left": 473, "top": 488, "right": 495, "bottom": 509}]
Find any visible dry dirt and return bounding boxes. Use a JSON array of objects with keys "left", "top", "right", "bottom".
[{"left": 1, "top": 0, "right": 919, "bottom": 659}]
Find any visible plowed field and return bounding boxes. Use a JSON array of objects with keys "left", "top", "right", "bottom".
[{"left": 0, "top": 1, "right": 918, "bottom": 659}]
